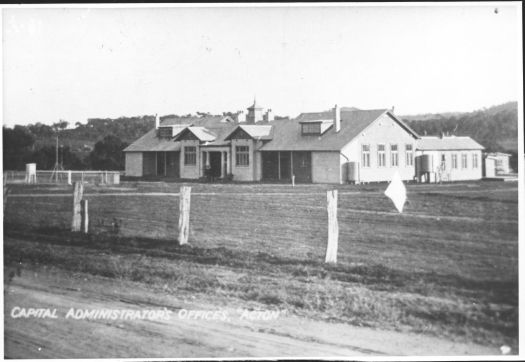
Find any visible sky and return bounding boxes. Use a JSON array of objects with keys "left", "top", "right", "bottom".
[{"left": 1, "top": 3, "right": 522, "bottom": 127}]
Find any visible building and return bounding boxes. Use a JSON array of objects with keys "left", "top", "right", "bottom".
[
  {"left": 124, "top": 102, "right": 485, "bottom": 184},
  {"left": 259, "top": 106, "right": 419, "bottom": 183},
  {"left": 414, "top": 135, "right": 484, "bottom": 182},
  {"left": 483, "top": 152, "right": 512, "bottom": 177}
]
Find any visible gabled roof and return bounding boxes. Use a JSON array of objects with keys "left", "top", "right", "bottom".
[
  {"left": 173, "top": 126, "right": 217, "bottom": 142},
  {"left": 224, "top": 125, "right": 273, "bottom": 141},
  {"left": 416, "top": 136, "right": 484, "bottom": 151},
  {"left": 123, "top": 129, "right": 182, "bottom": 152},
  {"left": 260, "top": 109, "right": 412, "bottom": 151},
  {"left": 124, "top": 115, "right": 234, "bottom": 152}
]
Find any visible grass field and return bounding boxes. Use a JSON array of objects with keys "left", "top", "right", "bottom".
[{"left": 3, "top": 180, "right": 519, "bottom": 355}]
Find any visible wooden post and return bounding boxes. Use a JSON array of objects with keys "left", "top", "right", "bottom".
[
  {"left": 81, "top": 171, "right": 84, "bottom": 184},
  {"left": 81, "top": 199, "right": 89, "bottom": 233},
  {"left": 178, "top": 186, "right": 191, "bottom": 245},
  {"left": 292, "top": 175, "right": 295, "bottom": 187},
  {"left": 325, "top": 190, "right": 339, "bottom": 263},
  {"left": 4, "top": 184, "right": 10, "bottom": 213},
  {"left": 71, "top": 182, "right": 84, "bottom": 232},
  {"left": 67, "top": 171, "right": 72, "bottom": 185}
]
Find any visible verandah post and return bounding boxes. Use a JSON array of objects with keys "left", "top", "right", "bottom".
[
  {"left": 71, "top": 181, "right": 84, "bottom": 232},
  {"left": 178, "top": 186, "right": 191, "bottom": 245},
  {"left": 325, "top": 189, "right": 339, "bottom": 263}
]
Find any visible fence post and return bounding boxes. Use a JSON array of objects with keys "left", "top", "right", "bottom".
[
  {"left": 71, "top": 182, "right": 84, "bottom": 232},
  {"left": 292, "top": 175, "right": 295, "bottom": 187},
  {"left": 325, "top": 189, "right": 339, "bottom": 263},
  {"left": 81, "top": 172, "right": 84, "bottom": 184},
  {"left": 81, "top": 199, "right": 89, "bottom": 234},
  {"left": 178, "top": 186, "right": 191, "bottom": 245},
  {"left": 3, "top": 183, "right": 9, "bottom": 213},
  {"left": 68, "top": 171, "right": 72, "bottom": 185}
]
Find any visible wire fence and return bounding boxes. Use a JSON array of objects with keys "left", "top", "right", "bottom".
[
  {"left": 3, "top": 170, "right": 122, "bottom": 185},
  {"left": 3, "top": 182, "right": 518, "bottom": 274}
]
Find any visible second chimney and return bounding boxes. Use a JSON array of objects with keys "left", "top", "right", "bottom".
[
  {"left": 155, "top": 113, "right": 160, "bottom": 129},
  {"left": 333, "top": 104, "right": 341, "bottom": 132}
]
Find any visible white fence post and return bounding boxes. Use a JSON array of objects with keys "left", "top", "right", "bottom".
[
  {"left": 71, "top": 182, "right": 84, "bottom": 232},
  {"left": 81, "top": 199, "right": 89, "bottom": 234},
  {"left": 68, "top": 171, "right": 72, "bottom": 185},
  {"left": 292, "top": 175, "right": 295, "bottom": 187},
  {"left": 178, "top": 186, "right": 191, "bottom": 245},
  {"left": 325, "top": 189, "right": 339, "bottom": 263}
]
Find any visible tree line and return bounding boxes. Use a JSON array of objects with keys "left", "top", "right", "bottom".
[
  {"left": 3, "top": 124, "right": 129, "bottom": 171},
  {"left": 3, "top": 102, "right": 517, "bottom": 171}
]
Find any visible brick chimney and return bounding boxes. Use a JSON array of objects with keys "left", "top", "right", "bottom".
[
  {"left": 333, "top": 104, "right": 341, "bottom": 132},
  {"left": 155, "top": 113, "right": 160, "bottom": 129}
]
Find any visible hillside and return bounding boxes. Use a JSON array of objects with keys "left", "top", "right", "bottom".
[{"left": 401, "top": 101, "right": 518, "bottom": 153}]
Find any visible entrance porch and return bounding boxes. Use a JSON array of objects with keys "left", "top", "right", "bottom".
[{"left": 201, "top": 147, "right": 231, "bottom": 180}]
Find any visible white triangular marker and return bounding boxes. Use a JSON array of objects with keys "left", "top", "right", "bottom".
[{"left": 384, "top": 171, "right": 406, "bottom": 213}]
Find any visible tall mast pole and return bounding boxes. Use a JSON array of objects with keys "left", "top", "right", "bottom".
[{"left": 55, "top": 135, "right": 59, "bottom": 182}]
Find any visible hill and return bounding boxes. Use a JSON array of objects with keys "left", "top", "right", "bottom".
[{"left": 401, "top": 101, "right": 518, "bottom": 153}]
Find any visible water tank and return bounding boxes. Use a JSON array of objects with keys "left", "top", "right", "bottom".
[
  {"left": 347, "top": 162, "right": 360, "bottom": 182},
  {"left": 416, "top": 154, "right": 432, "bottom": 173}
]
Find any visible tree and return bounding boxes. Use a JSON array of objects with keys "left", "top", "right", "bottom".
[
  {"left": 3, "top": 126, "right": 36, "bottom": 170},
  {"left": 88, "top": 135, "right": 129, "bottom": 170}
]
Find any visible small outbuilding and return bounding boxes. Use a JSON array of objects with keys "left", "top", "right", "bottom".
[{"left": 483, "top": 152, "right": 513, "bottom": 177}]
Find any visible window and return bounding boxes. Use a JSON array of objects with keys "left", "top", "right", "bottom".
[
  {"left": 440, "top": 154, "right": 446, "bottom": 169},
  {"left": 361, "top": 145, "right": 370, "bottom": 167},
  {"left": 377, "top": 144, "right": 386, "bottom": 167},
  {"left": 236, "top": 146, "right": 250, "bottom": 166},
  {"left": 301, "top": 123, "right": 321, "bottom": 135},
  {"left": 390, "top": 144, "right": 399, "bottom": 167},
  {"left": 461, "top": 154, "right": 468, "bottom": 169},
  {"left": 472, "top": 154, "right": 478, "bottom": 168},
  {"left": 405, "top": 144, "right": 413, "bottom": 166},
  {"left": 452, "top": 154, "right": 458, "bottom": 169},
  {"left": 184, "top": 146, "right": 196, "bottom": 166}
]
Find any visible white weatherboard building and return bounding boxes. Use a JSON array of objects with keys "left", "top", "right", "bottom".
[
  {"left": 414, "top": 136, "right": 484, "bottom": 182},
  {"left": 124, "top": 102, "right": 486, "bottom": 184}
]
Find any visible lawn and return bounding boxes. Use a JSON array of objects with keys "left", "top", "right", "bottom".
[{"left": 3, "top": 180, "right": 519, "bottom": 350}]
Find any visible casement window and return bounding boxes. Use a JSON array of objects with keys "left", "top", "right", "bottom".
[
  {"left": 377, "top": 144, "right": 386, "bottom": 167},
  {"left": 236, "top": 145, "right": 250, "bottom": 166},
  {"left": 184, "top": 146, "right": 197, "bottom": 166},
  {"left": 301, "top": 123, "right": 321, "bottom": 135},
  {"left": 472, "top": 154, "right": 479, "bottom": 168},
  {"left": 461, "top": 154, "right": 468, "bottom": 169},
  {"left": 390, "top": 144, "right": 399, "bottom": 167},
  {"left": 361, "top": 144, "right": 371, "bottom": 167},
  {"left": 405, "top": 144, "right": 414, "bottom": 166},
  {"left": 452, "top": 154, "right": 458, "bottom": 169}
]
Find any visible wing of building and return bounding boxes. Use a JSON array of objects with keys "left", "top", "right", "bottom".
[{"left": 124, "top": 102, "right": 485, "bottom": 184}]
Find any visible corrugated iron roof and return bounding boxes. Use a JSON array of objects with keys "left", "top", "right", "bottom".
[
  {"left": 224, "top": 125, "right": 273, "bottom": 141},
  {"left": 416, "top": 136, "right": 484, "bottom": 151},
  {"left": 184, "top": 126, "right": 217, "bottom": 142},
  {"left": 260, "top": 109, "right": 394, "bottom": 151},
  {"left": 123, "top": 129, "right": 182, "bottom": 152}
]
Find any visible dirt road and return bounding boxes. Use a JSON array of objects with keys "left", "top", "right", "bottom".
[{"left": 4, "top": 266, "right": 498, "bottom": 358}]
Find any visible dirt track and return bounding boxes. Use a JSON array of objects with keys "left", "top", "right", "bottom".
[{"left": 4, "top": 266, "right": 498, "bottom": 358}]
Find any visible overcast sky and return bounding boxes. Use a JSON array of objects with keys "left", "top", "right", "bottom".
[{"left": 2, "top": 4, "right": 522, "bottom": 127}]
